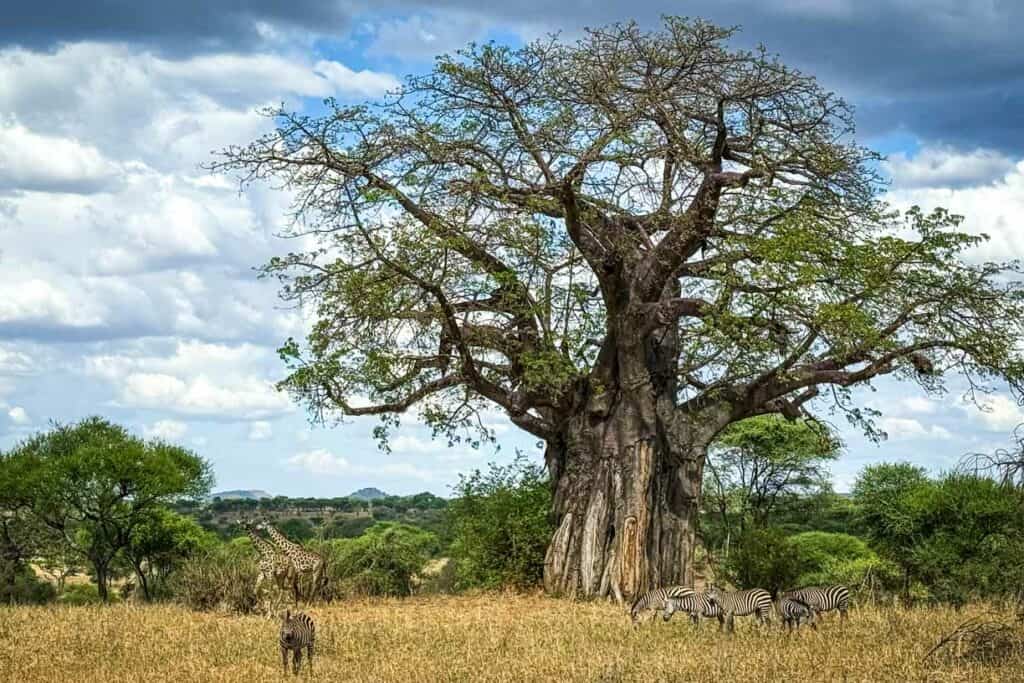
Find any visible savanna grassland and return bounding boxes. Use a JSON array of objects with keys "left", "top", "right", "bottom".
[{"left": 1, "top": 596, "right": 1021, "bottom": 682}]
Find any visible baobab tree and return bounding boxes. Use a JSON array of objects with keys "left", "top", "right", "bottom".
[{"left": 216, "top": 18, "right": 1024, "bottom": 601}]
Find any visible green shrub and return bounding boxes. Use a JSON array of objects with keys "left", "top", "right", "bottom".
[
  {"left": 785, "top": 531, "right": 902, "bottom": 599},
  {"left": 448, "top": 454, "right": 552, "bottom": 590},
  {"left": 0, "top": 561, "right": 56, "bottom": 605},
  {"left": 319, "top": 522, "right": 438, "bottom": 597},
  {"left": 277, "top": 518, "right": 315, "bottom": 542},
  {"left": 325, "top": 517, "right": 374, "bottom": 539},
  {"left": 721, "top": 526, "right": 801, "bottom": 596},
  {"left": 59, "top": 583, "right": 118, "bottom": 606},
  {"left": 170, "top": 538, "right": 260, "bottom": 613}
]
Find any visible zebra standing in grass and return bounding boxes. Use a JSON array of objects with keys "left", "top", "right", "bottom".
[
  {"left": 703, "top": 585, "right": 774, "bottom": 633},
  {"left": 663, "top": 592, "right": 724, "bottom": 629},
  {"left": 629, "top": 586, "right": 696, "bottom": 623},
  {"left": 783, "top": 585, "right": 850, "bottom": 621},
  {"left": 777, "top": 596, "right": 815, "bottom": 630},
  {"left": 279, "top": 609, "right": 315, "bottom": 676}
]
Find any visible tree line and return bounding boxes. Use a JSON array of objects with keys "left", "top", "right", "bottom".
[{"left": 3, "top": 415, "right": 1022, "bottom": 611}]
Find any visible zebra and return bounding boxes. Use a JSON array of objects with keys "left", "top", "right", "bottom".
[
  {"left": 629, "top": 586, "right": 696, "bottom": 624},
  {"left": 663, "top": 592, "right": 724, "bottom": 629},
  {"left": 778, "top": 596, "right": 816, "bottom": 631},
  {"left": 279, "top": 609, "right": 315, "bottom": 676},
  {"left": 782, "top": 585, "right": 850, "bottom": 621},
  {"left": 703, "top": 585, "right": 774, "bottom": 633}
]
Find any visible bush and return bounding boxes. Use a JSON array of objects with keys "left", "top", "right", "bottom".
[
  {"left": 789, "top": 531, "right": 901, "bottom": 598},
  {"left": 320, "top": 523, "right": 438, "bottom": 597},
  {"left": 277, "top": 518, "right": 315, "bottom": 543},
  {"left": 448, "top": 454, "right": 552, "bottom": 590},
  {"left": 325, "top": 516, "right": 375, "bottom": 539},
  {"left": 0, "top": 561, "right": 56, "bottom": 605},
  {"left": 171, "top": 538, "right": 260, "bottom": 613},
  {"left": 59, "top": 583, "right": 117, "bottom": 606},
  {"left": 418, "top": 558, "right": 458, "bottom": 595},
  {"left": 720, "top": 526, "right": 801, "bottom": 596}
]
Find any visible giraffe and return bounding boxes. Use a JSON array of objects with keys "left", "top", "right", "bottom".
[
  {"left": 242, "top": 521, "right": 299, "bottom": 602},
  {"left": 257, "top": 521, "right": 327, "bottom": 602}
]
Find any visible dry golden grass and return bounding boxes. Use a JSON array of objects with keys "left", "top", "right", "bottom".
[{"left": 1, "top": 595, "right": 1022, "bottom": 682}]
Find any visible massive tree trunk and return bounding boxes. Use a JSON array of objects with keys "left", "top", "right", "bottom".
[
  {"left": 542, "top": 300, "right": 728, "bottom": 601},
  {"left": 543, "top": 406, "right": 719, "bottom": 601}
]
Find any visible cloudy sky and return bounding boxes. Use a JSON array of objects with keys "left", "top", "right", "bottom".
[{"left": 2, "top": 1, "right": 1023, "bottom": 496}]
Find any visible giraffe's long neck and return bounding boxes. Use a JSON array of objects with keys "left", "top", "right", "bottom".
[
  {"left": 265, "top": 525, "right": 302, "bottom": 553},
  {"left": 248, "top": 528, "right": 276, "bottom": 558}
]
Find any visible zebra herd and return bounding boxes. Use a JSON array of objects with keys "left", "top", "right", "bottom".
[
  {"left": 631, "top": 584, "right": 849, "bottom": 633},
  {"left": 271, "top": 586, "right": 844, "bottom": 675}
]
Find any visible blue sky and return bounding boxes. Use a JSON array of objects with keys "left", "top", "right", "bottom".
[{"left": 2, "top": 2, "right": 1023, "bottom": 496}]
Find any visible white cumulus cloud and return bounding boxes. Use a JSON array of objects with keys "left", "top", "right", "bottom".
[
  {"left": 884, "top": 145, "right": 1015, "bottom": 189},
  {"left": 0, "top": 120, "right": 122, "bottom": 194},
  {"left": 879, "top": 416, "right": 952, "bottom": 441},
  {"left": 287, "top": 448, "right": 351, "bottom": 475},
  {"left": 248, "top": 420, "right": 273, "bottom": 441},
  {"left": 85, "top": 340, "right": 293, "bottom": 420},
  {"left": 144, "top": 419, "right": 188, "bottom": 441},
  {"left": 962, "top": 394, "right": 1024, "bottom": 432}
]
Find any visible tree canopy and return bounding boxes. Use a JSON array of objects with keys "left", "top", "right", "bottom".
[
  {"left": 218, "top": 17, "right": 1024, "bottom": 444},
  {"left": 1, "top": 417, "right": 213, "bottom": 600},
  {"left": 703, "top": 414, "right": 839, "bottom": 538}
]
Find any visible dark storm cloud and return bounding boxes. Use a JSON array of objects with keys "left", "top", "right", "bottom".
[
  {"left": 389, "top": 0, "right": 1024, "bottom": 151},
  {"left": 0, "top": 1, "right": 357, "bottom": 55},
  {"left": 5, "top": 1, "right": 1022, "bottom": 151}
]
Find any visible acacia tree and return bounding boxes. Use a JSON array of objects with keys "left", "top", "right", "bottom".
[
  {"left": 703, "top": 415, "right": 839, "bottom": 540},
  {"left": 217, "top": 18, "right": 1024, "bottom": 600},
  {"left": 2, "top": 417, "right": 212, "bottom": 601}
]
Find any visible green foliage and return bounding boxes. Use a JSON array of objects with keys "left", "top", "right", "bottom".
[
  {"left": 852, "top": 462, "right": 932, "bottom": 599},
  {"left": 59, "top": 583, "right": 118, "bottom": 606},
  {"left": 0, "top": 561, "right": 56, "bottom": 605},
  {"left": 277, "top": 517, "right": 316, "bottom": 542},
  {"left": 124, "top": 508, "right": 217, "bottom": 600},
  {"left": 788, "top": 531, "right": 901, "bottom": 596},
  {"left": 171, "top": 539, "right": 260, "bottom": 613},
  {"left": 319, "top": 522, "right": 439, "bottom": 597},
  {"left": 703, "top": 416, "right": 839, "bottom": 547},
  {"left": 910, "top": 474, "right": 1024, "bottom": 605},
  {"left": 720, "top": 526, "right": 801, "bottom": 597},
  {"left": 1, "top": 417, "right": 213, "bottom": 601},
  {"left": 853, "top": 464, "right": 1024, "bottom": 604},
  {"left": 325, "top": 517, "right": 375, "bottom": 539},
  {"left": 448, "top": 454, "right": 552, "bottom": 590}
]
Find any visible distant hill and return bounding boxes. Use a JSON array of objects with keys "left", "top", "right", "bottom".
[
  {"left": 349, "top": 487, "right": 388, "bottom": 501},
  {"left": 210, "top": 489, "right": 272, "bottom": 500}
]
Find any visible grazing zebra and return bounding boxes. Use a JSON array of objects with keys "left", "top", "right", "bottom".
[
  {"left": 279, "top": 610, "right": 315, "bottom": 676},
  {"left": 778, "top": 596, "right": 816, "bottom": 630},
  {"left": 703, "top": 585, "right": 774, "bottom": 633},
  {"left": 663, "top": 592, "right": 724, "bottom": 628},
  {"left": 629, "top": 586, "right": 696, "bottom": 623},
  {"left": 783, "top": 585, "right": 850, "bottom": 621}
]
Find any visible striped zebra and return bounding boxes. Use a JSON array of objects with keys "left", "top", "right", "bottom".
[
  {"left": 663, "top": 592, "right": 724, "bottom": 629},
  {"left": 629, "top": 586, "right": 696, "bottom": 624},
  {"left": 279, "top": 610, "right": 315, "bottom": 676},
  {"left": 703, "top": 585, "right": 774, "bottom": 633},
  {"left": 778, "top": 596, "right": 816, "bottom": 630},
  {"left": 782, "top": 585, "right": 850, "bottom": 621}
]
